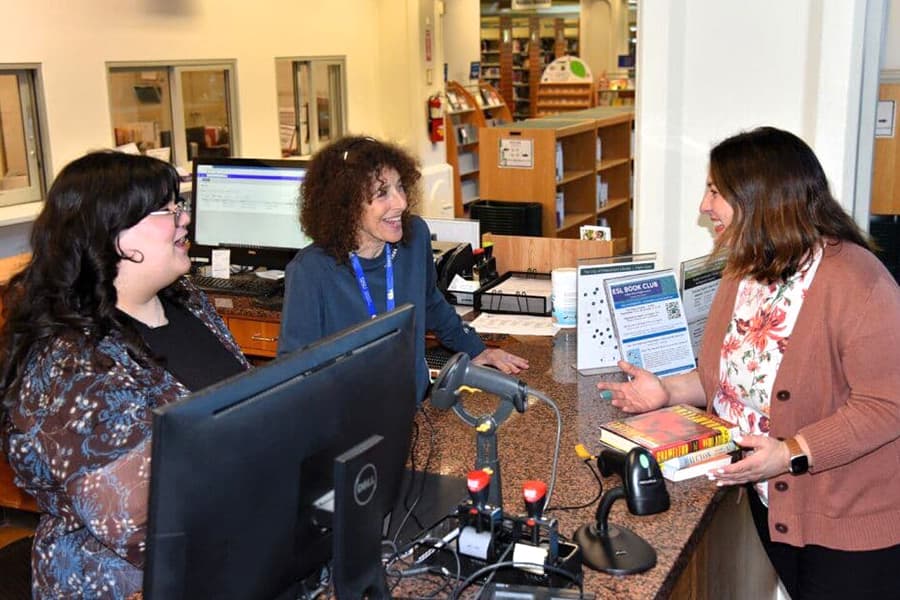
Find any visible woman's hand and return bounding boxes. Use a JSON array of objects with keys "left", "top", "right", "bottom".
[
  {"left": 596, "top": 360, "right": 669, "bottom": 413},
  {"left": 471, "top": 348, "right": 529, "bottom": 375},
  {"left": 707, "top": 434, "right": 790, "bottom": 486}
]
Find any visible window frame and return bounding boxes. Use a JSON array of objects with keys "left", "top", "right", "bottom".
[
  {"left": 276, "top": 56, "right": 347, "bottom": 158},
  {"left": 106, "top": 60, "right": 240, "bottom": 168},
  {"left": 0, "top": 64, "right": 49, "bottom": 211}
]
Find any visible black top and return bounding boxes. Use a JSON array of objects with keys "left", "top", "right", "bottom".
[{"left": 127, "top": 298, "right": 246, "bottom": 392}]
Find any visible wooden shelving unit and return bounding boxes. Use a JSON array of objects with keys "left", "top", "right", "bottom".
[
  {"left": 480, "top": 14, "right": 577, "bottom": 120},
  {"left": 478, "top": 108, "right": 635, "bottom": 252},
  {"left": 479, "top": 118, "right": 597, "bottom": 239},
  {"left": 535, "top": 55, "right": 596, "bottom": 117},
  {"left": 535, "top": 81, "right": 595, "bottom": 117},
  {"left": 444, "top": 81, "right": 511, "bottom": 217}
]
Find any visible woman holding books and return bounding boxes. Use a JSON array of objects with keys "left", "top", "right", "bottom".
[
  {"left": 278, "top": 135, "right": 527, "bottom": 403},
  {"left": 596, "top": 126, "right": 900, "bottom": 600}
]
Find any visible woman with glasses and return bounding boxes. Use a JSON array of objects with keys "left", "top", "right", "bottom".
[
  {"left": 0, "top": 151, "right": 249, "bottom": 598},
  {"left": 279, "top": 135, "right": 528, "bottom": 403}
]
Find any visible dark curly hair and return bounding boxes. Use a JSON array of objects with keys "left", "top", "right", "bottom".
[
  {"left": 709, "top": 126, "right": 871, "bottom": 283},
  {"left": 0, "top": 151, "right": 186, "bottom": 412},
  {"left": 300, "top": 135, "right": 421, "bottom": 262}
]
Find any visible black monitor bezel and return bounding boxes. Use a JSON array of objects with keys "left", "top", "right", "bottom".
[
  {"left": 143, "top": 304, "right": 417, "bottom": 599},
  {"left": 187, "top": 156, "right": 310, "bottom": 271}
]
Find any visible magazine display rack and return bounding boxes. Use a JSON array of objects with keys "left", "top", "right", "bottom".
[{"left": 444, "top": 81, "right": 511, "bottom": 217}]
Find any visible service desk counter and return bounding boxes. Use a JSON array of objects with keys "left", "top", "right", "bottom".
[
  {"left": 204, "top": 294, "right": 776, "bottom": 599},
  {"left": 400, "top": 331, "right": 776, "bottom": 600}
]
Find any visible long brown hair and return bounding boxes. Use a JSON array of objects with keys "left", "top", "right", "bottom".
[{"left": 709, "top": 126, "right": 870, "bottom": 282}]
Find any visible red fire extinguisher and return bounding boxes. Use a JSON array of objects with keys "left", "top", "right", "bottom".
[{"left": 428, "top": 94, "right": 445, "bottom": 143}]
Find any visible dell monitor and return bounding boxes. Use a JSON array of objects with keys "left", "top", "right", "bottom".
[
  {"left": 144, "top": 305, "right": 417, "bottom": 599},
  {"left": 188, "top": 157, "right": 311, "bottom": 271}
]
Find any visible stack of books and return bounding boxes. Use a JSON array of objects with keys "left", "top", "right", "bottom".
[{"left": 598, "top": 404, "right": 740, "bottom": 482}]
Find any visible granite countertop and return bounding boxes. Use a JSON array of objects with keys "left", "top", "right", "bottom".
[
  {"left": 398, "top": 331, "right": 728, "bottom": 599},
  {"left": 206, "top": 297, "right": 730, "bottom": 598},
  {"left": 205, "top": 292, "right": 282, "bottom": 322}
]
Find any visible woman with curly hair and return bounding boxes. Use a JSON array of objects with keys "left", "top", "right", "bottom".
[
  {"left": 0, "top": 151, "right": 249, "bottom": 598},
  {"left": 279, "top": 135, "right": 527, "bottom": 402},
  {"left": 596, "top": 127, "right": 900, "bottom": 599}
]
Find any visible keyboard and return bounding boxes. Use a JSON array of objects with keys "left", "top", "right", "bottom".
[
  {"left": 191, "top": 275, "right": 283, "bottom": 297},
  {"left": 425, "top": 346, "right": 457, "bottom": 371}
]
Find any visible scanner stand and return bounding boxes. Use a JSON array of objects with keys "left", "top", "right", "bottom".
[{"left": 573, "top": 487, "right": 657, "bottom": 575}]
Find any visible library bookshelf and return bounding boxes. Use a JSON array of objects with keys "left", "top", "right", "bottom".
[
  {"left": 444, "top": 81, "right": 512, "bottom": 217},
  {"left": 478, "top": 107, "right": 634, "bottom": 252}
]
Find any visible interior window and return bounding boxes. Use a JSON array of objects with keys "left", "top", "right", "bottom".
[
  {"left": 275, "top": 57, "right": 346, "bottom": 158},
  {"left": 108, "top": 62, "right": 237, "bottom": 168},
  {"left": 0, "top": 68, "right": 46, "bottom": 208}
]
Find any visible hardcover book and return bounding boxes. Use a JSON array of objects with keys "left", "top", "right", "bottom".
[
  {"left": 599, "top": 404, "right": 739, "bottom": 463},
  {"left": 659, "top": 441, "right": 739, "bottom": 482},
  {"left": 661, "top": 453, "right": 734, "bottom": 482}
]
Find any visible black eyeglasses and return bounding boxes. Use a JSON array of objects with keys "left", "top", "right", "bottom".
[{"left": 148, "top": 199, "right": 189, "bottom": 226}]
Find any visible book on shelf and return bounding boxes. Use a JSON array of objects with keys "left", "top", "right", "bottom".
[
  {"left": 555, "top": 191, "right": 564, "bottom": 228},
  {"left": 661, "top": 451, "right": 736, "bottom": 482},
  {"left": 598, "top": 404, "right": 739, "bottom": 463}
]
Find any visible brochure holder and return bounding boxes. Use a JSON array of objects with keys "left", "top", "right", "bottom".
[{"left": 474, "top": 271, "right": 552, "bottom": 316}]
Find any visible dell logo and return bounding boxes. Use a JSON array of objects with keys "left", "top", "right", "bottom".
[{"left": 353, "top": 463, "right": 378, "bottom": 506}]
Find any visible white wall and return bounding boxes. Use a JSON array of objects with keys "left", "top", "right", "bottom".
[
  {"left": 0, "top": 0, "right": 391, "bottom": 177},
  {"left": 443, "top": 0, "right": 481, "bottom": 85},
  {"left": 635, "top": 0, "right": 874, "bottom": 271},
  {"left": 0, "top": 0, "right": 456, "bottom": 248},
  {"left": 883, "top": 0, "right": 900, "bottom": 67}
]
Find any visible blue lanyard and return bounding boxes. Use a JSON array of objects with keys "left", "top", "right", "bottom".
[{"left": 349, "top": 244, "right": 394, "bottom": 319}]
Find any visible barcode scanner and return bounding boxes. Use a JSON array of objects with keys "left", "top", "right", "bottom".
[
  {"left": 596, "top": 446, "right": 670, "bottom": 516},
  {"left": 429, "top": 352, "right": 528, "bottom": 413},
  {"left": 574, "top": 447, "right": 670, "bottom": 575}
]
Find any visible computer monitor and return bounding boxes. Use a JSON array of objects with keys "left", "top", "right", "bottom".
[
  {"left": 188, "top": 156, "right": 312, "bottom": 271},
  {"left": 143, "top": 305, "right": 417, "bottom": 599}
]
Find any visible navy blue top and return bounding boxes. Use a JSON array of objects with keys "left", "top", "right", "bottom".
[{"left": 278, "top": 216, "right": 485, "bottom": 401}]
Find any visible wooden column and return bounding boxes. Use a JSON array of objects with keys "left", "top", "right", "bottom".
[
  {"left": 872, "top": 82, "right": 900, "bottom": 215},
  {"left": 498, "top": 15, "right": 515, "bottom": 111}
]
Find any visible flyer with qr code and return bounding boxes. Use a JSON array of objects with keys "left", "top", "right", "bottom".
[{"left": 603, "top": 268, "right": 696, "bottom": 377}]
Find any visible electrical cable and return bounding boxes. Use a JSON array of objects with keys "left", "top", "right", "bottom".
[
  {"left": 449, "top": 560, "right": 584, "bottom": 600},
  {"left": 387, "top": 534, "right": 462, "bottom": 597},
  {"left": 472, "top": 538, "right": 514, "bottom": 600},
  {"left": 391, "top": 404, "right": 438, "bottom": 550},
  {"left": 527, "top": 388, "right": 563, "bottom": 510},
  {"left": 546, "top": 458, "right": 603, "bottom": 512}
]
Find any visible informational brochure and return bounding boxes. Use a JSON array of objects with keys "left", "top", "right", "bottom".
[
  {"left": 604, "top": 269, "right": 695, "bottom": 377},
  {"left": 679, "top": 254, "right": 727, "bottom": 359},
  {"left": 575, "top": 253, "right": 656, "bottom": 374}
]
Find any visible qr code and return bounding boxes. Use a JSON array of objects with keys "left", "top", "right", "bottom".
[
  {"left": 626, "top": 348, "right": 644, "bottom": 368},
  {"left": 665, "top": 300, "right": 682, "bottom": 320}
]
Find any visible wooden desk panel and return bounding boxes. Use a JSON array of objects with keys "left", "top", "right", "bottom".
[
  {"left": 225, "top": 317, "right": 279, "bottom": 358},
  {"left": 0, "top": 456, "right": 38, "bottom": 513}
]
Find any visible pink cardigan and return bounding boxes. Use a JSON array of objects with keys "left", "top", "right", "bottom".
[{"left": 699, "top": 242, "right": 900, "bottom": 551}]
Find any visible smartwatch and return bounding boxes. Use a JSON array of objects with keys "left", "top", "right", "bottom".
[{"left": 784, "top": 437, "right": 809, "bottom": 475}]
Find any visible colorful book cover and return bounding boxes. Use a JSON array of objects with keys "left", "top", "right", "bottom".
[{"left": 599, "top": 404, "right": 739, "bottom": 463}]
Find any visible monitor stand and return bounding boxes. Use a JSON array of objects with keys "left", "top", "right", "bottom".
[{"left": 332, "top": 435, "right": 391, "bottom": 599}]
